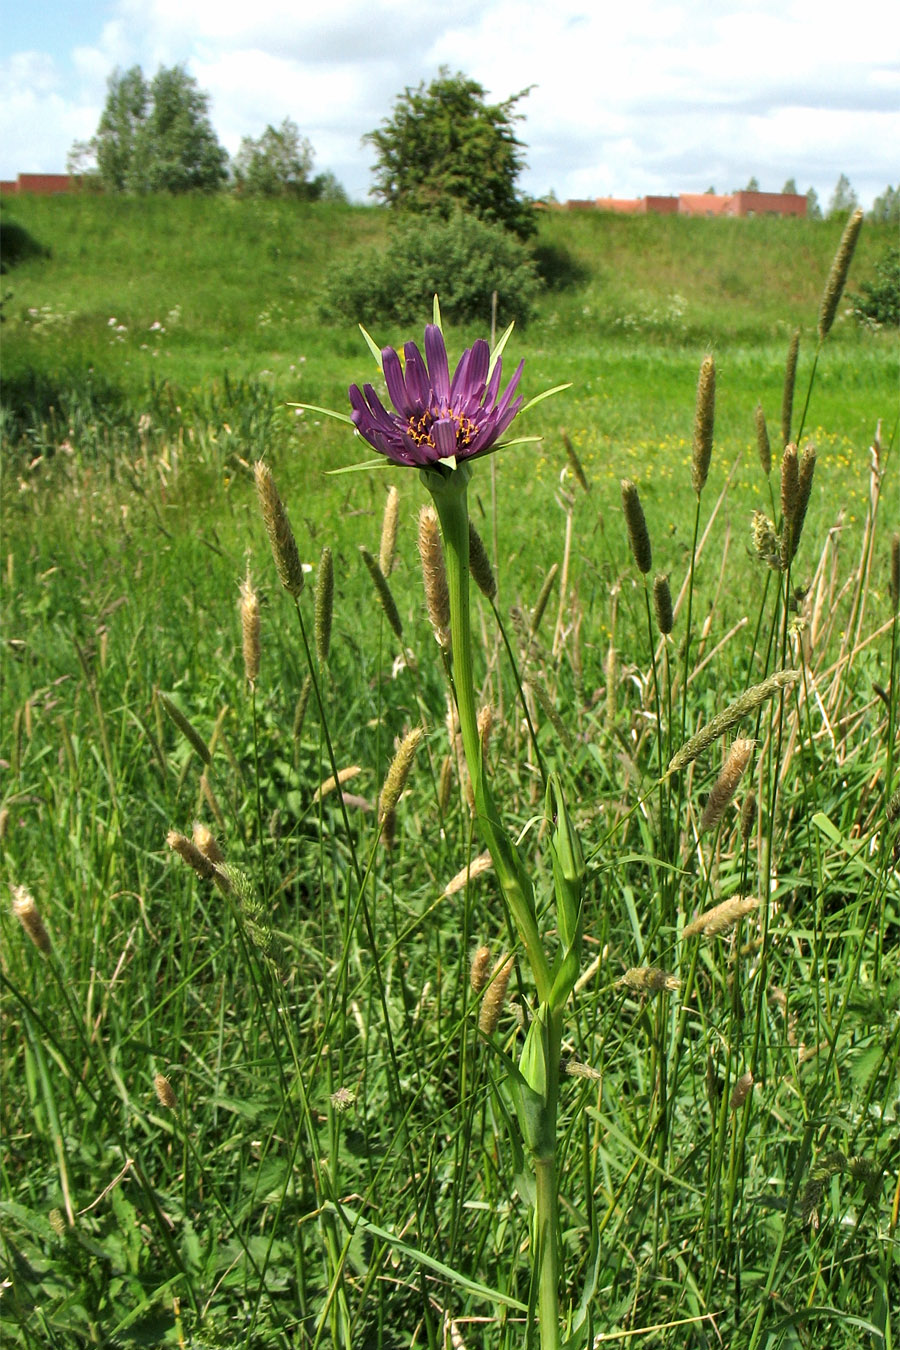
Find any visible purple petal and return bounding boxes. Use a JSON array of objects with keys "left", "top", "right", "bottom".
[
  {"left": 431, "top": 418, "right": 458, "bottom": 459},
  {"left": 382, "top": 346, "right": 410, "bottom": 417},
  {"left": 403, "top": 342, "right": 431, "bottom": 407},
  {"left": 424, "top": 325, "right": 450, "bottom": 403},
  {"left": 495, "top": 360, "right": 525, "bottom": 416}
]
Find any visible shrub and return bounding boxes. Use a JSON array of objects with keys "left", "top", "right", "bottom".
[
  {"left": 321, "top": 210, "right": 542, "bottom": 327},
  {"left": 851, "top": 245, "right": 900, "bottom": 329}
]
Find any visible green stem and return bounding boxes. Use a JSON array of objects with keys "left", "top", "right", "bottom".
[{"left": 428, "top": 466, "right": 552, "bottom": 1003}]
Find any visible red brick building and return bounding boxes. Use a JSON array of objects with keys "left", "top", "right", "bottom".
[
  {"left": 1, "top": 173, "right": 80, "bottom": 196},
  {"left": 568, "top": 190, "right": 808, "bottom": 218}
]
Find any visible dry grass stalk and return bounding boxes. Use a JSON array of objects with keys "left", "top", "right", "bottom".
[
  {"left": 620, "top": 966, "right": 680, "bottom": 994},
  {"left": 730, "top": 1070, "right": 754, "bottom": 1111},
  {"left": 468, "top": 522, "right": 497, "bottom": 601},
  {"left": 531, "top": 562, "right": 559, "bottom": 632},
  {"left": 700, "top": 738, "right": 755, "bottom": 832},
  {"left": 470, "top": 945, "right": 492, "bottom": 993},
  {"left": 781, "top": 329, "right": 800, "bottom": 447},
  {"left": 254, "top": 461, "right": 305, "bottom": 596},
  {"left": 11, "top": 885, "right": 51, "bottom": 954},
  {"left": 378, "top": 727, "right": 424, "bottom": 823},
  {"left": 379, "top": 485, "right": 400, "bottom": 577},
  {"left": 239, "top": 567, "right": 261, "bottom": 685},
  {"left": 314, "top": 765, "right": 362, "bottom": 803},
  {"left": 359, "top": 547, "right": 403, "bottom": 640},
  {"left": 691, "top": 355, "right": 716, "bottom": 495},
  {"left": 653, "top": 574, "right": 674, "bottom": 635},
  {"left": 417, "top": 506, "right": 451, "bottom": 649},
  {"left": 755, "top": 403, "right": 772, "bottom": 475},
  {"left": 621, "top": 480, "right": 652, "bottom": 574},
  {"left": 154, "top": 1074, "right": 177, "bottom": 1110},
  {"left": 315, "top": 547, "right": 334, "bottom": 665},
  {"left": 605, "top": 642, "right": 617, "bottom": 727},
  {"left": 561, "top": 429, "right": 589, "bottom": 493},
  {"left": 444, "top": 852, "right": 493, "bottom": 898},
  {"left": 478, "top": 955, "right": 513, "bottom": 1033},
  {"left": 818, "top": 207, "right": 864, "bottom": 341},
  {"left": 667, "top": 670, "right": 799, "bottom": 774},
  {"left": 192, "top": 821, "right": 224, "bottom": 865},
  {"left": 683, "top": 895, "right": 759, "bottom": 939}
]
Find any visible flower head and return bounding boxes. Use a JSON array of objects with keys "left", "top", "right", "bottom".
[{"left": 349, "top": 324, "right": 524, "bottom": 469}]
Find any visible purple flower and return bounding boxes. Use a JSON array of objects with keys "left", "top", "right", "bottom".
[{"left": 349, "top": 324, "right": 525, "bottom": 469}]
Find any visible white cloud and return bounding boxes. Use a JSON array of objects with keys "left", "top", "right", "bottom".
[{"left": 1, "top": 0, "right": 896, "bottom": 203}]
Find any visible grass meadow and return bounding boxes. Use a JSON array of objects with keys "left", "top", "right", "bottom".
[{"left": 1, "top": 196, "right": 898, "bottom": 1348}]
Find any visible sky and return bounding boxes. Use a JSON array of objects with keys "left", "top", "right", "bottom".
[{"left": 2, "top": 0, "right": 898, "bottom": 209}]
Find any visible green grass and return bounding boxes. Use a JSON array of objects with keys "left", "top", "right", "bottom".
[{"left": 1, "top": 196, "right": 898, "bottom": 1348}]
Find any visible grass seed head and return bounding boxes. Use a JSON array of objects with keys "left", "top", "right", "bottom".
[
  {"left": 699, "top": 738, "right": 755, "bottom": 833},
  {"left": 254, "top": 460, "right": 305, "bottom": 597},
  {"left": 691, "top": 354, "right": 716, "bottom": 496},
  {"left": 444, "top": 852, "right": 493, "bottom": 898},
  {"left": 154, "top": 1074, "right": 177, "bottom": 1110},
  {"left": 478, "top": 955, "right": 513, "bottom": 1034},
  {"left": 751, "top": 511, "right": 782, "bottom": 570},
  {"left": 730, "top": 1070, "right": 754, "bottom": 1111},
  {"left": 653, "top": 574, "right": 674, "bottom": 635},
  {"left": 192, "top": 821, "right": 224, "bottom": 865},
  {"left": 682, "top": 895, "right": 759, "bottom": 939},
  {"left": 740, "top": 789, "right": 758, "bottom": 844},
  {"left": 438, "top": 754, "right": 454, "bottom": 815},
  {"left": 470, "top": 944, "right": 492, "bottom": 993},
  {"left": 755, "top": 403, "right": 772, "bottom": 476},
  {"left": 621, "top": 480, "right": 652, "bottom": 574},
  {"left": 360, "top": 546, "right": 403, "bottom": 640},
  {"left": 531, "top": 561, "right": 560, "bottom": 631},
  {"left": 167, "top": 830, "right": 216, "bottom": 881},
  {"left": 818, "top": 207, "right": 863, "bottom": 341},
  {"left": 561, "top": 428, "right": 590, "bottom": 492},
  {"left": 620, "top": 966, "right": 680, "bottom": 994},
  {"left": 468, "top": 521, "right": 497, "bottom": 601},
  {"left": 379, "top": 485, "right": 400, "bottom": 578},
  {"left": 11, "top": 885, "right": 51, "bottom": 954},
  {"left": 378, "top": 727, "right": 424, "bottom": 823},
  {"left": 239, "top": 566, "right": 261, "bottom": 685},
  {"left": 417, "top": 506, "right": 451, "bottom": 650},
  {"left": 667, "top": 670, "right": 798, "bottom": 774},
  {"left": 315, "top": 546, "right": 334, "bottom": 665},
  {"left": 781, "top": 328, "right": 800, "bottom": 447}
]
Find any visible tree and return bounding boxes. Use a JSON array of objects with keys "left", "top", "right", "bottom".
[
  {"left": 76, "top": 65, "right": 228, "bottom": 193},
  {"left": 781, "top": 177, "right": 798, "bottom": 195},
  {"left": 365, "top": 69, "right": 536, "bottom": 239},
  {"left": 827, "top": 173, "right": 858, "bottom": 219},
  {"left": 869, "top": 185, "right": 899, "bottom": 226},
  {"left": 745, "top": 175, "right": 761, "bottom": 192},
  {"left": 233, "top": 119, "right": 315, "bottom": 197},
  {"left": 806, "top": 187, "right": 822, "bottom": 220}
]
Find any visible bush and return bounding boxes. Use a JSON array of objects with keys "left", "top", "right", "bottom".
[
  {"left": 851, "top": 246, "right": 900, "bottom": 329},
  {"left": 321, "top": 210, "right": 542, "bottom": 327}
]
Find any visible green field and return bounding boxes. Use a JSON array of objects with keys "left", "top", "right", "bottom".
[{"left": 1, "top": 196, "right": 898, "bottom": 1348}]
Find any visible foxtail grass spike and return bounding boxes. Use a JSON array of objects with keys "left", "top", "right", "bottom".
[
  {"left": 667, "top": 670, "right": 799, "bottom": 774},
  {"left": 751, "top": 511, "right": 782, "bottom": 570},
  {"left": 254, "top": 461, "right": 305, "bottom": 597},
  {"left": 788, "top": 442, "right": 817, "bottom": 563},
  {"left": 780, "top": 444, "right": 799, "bottom": 568},
  {"left": 621, "top": 480, "right": 652, "bottom": 574},
  {"left": 691, "top": 355, "right": 716, "bottom": 496},
  {"left": 740, "top": 790, "right": 758, "bottom": 843},
  {"left": 417, "top": 506, "right": 451, "bottom": 649},
  {"left": 154, "top": 1074, "right": 177, "bottom": 1110},
  {"left": 438, "top": 754, "right": 454, "bottom": 815},
  {"left": 531, "top": 561, "right": 559, "bottom": 632},
  {"left": 315, "top": 546, "right": 334, "bottom": 665},
  {"left": 468, "top": 522, "right": 497, "bottom": 600},
  {"left": 379, "top": 485, "right": 400, "bottom": 578},
  {"left": 445, "top": 853, "right": 493, "bottom": 898},
  {"left": 314, "top": 765, "right": 362, "bottom": 804},
  {"left": 886, "top": 786, "right": 900, "bottom": 824},
  {"left": 653, "top": 574, "right": 674, "bottom": 635},
  {"left": 699, "top": 738, "right": 755, "bottom": 832},
  {"left": 478, "top": 956, "right": 513, "bottom": 1034},
  {"left": 755, "top": 403, "right": 772, "bottom": 476},
  {"left": 11, "top": 885, "right": 51, "bottom": 954},
  {"left": 620, "top": 967, "right": 680, "bottom": 994},
  {"left": 682, "top": 895, "right": 759, "bottom": 939},
  {"left": 378, "top": 727, "right": 424, "bottom": 823},
  {"left": 818, "top": 207, "right": 863, "bottom": 341},
  {"left": 192, "top": 821, "right": 224, "bottom": 865},
  {"left": 561, "top": 429, "right": 589, "bottom": 493},
  {"left": 167, "top": 830, "right": 216, "bottom": 881},
  {"left": 781, "top": 329, "right": 800, "bottom": 448},
  {"left": 159, "top": 692, "right": 211, "bottom": 766},
  {"left": 730, "top": 1070, "right": 754, "bottom": 1111},
  {"left": 359, "top": 547, "right": 403, "bottom": 641},
  {"left": 239, "top": 567, "right": 261, "bottom": 686},
  {"left": 470, "top": 945, "right": 492, "bottom": 993}
]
